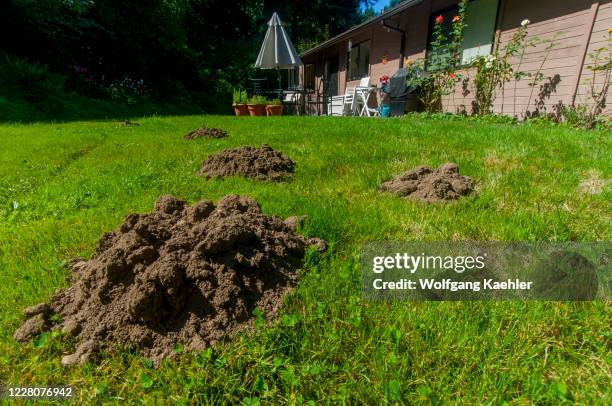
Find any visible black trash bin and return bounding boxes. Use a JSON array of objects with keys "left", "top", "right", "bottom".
[{"left": 389, "top": 98, "right": 406, "bottom": 117}]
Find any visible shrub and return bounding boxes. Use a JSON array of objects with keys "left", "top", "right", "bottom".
[
  {"left": 107, "top": 76, "right": 148, "bottom": 106},
  {"left": 0, "top": 52, "right": 65, "bottom": 110},
  {"left": 570, "top": 30, "right": 611, "bottom": 129},
  {"left": 406, "top": 0, "right": 468, "bottom": 113},
  {"left": 471, "top": 20, "right": 533, "bottom": 115},
  {"left": 561, "top": 104, "right": 591, "bottom": 129},
  {"left": 0, "top": 53, "right": 208, "bottom": 121},
  {"left": 404, "top": 111, "right": 518, "bottom": 125}
]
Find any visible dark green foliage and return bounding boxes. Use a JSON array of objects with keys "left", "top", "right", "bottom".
[
  {"left": 386, "top": 0, "right": 406, "bottom": 11},
  {"left": 0, "top": 53, "right": 217, "bottom": 122},
  {"left": 0, "top": 53, "right": 66, "bottom": 110},
  {"left": 262, "top": 1, "right": 374, "bottom": 51},
  {"left": 0, "top": 0, "right": 374, "bottom": 119}
]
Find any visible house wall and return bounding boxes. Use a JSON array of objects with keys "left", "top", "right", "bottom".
[
  {"left": 446, "top": 0, "right": 609, "bottom": 117},
  {"left": 301, "top": 0, "right": 611, "bottom": 117},
  {"left": 574, "top": 0, "right": 612, "bottom": 115}
]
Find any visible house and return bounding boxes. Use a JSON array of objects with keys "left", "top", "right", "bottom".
[{"left": 300, "top": 0, "right": 611, "bottom": 117}]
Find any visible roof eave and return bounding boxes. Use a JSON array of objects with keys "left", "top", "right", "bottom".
[{"left": 300, "top": 0, "right": 423, "bottom": 58}]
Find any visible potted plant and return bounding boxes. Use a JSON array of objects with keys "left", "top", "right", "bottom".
[
  {"left": 266, "top": 98, "right": 283, "bottom": 116},
  {"left": 247, "top": 95, "right": 268, "bottom": 116},
  {"left": 232, "top": 88, "right": 248, "bottom": 116}
]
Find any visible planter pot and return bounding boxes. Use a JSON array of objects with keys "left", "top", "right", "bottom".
[
  {"left": 266, "top": 105, "right": 283, "bottom": 116},
  {"left": 233, "top": 104, "right": 249, "bottom": 116},
  {"left": 379, "top": 104, "right": 391, "bottom": 118},
  {"left": 248, "top": 104, "right": 267, "bottom": 116}
]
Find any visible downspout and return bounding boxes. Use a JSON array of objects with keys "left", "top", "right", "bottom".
[
  {"left": 494, "top": 0, "right": 506, "bottom": 114},
  {"left": 571, "top": 1, "right": 600, "bottom": 106},
  {"left": 381, "top": 19, "right": 406, "bottom": 69}
]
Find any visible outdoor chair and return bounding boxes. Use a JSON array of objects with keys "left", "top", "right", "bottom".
[
  {"left": 327, "top": 96, "right": 345, "bottom": 116},
  {"left": 358, "top": 76, "right": 370, "bottom": 87},
  {"left": 328, "top": 77, "right": 371, "bottom": 116},
  {"left": 329, "top": 86, "right": 357, "bottom": 116},
  {"left": 327, "top": 86, "right": 353, "bottom": 116},
  {"left": 353, "top": 76, "right": 379, "bottom": 116},
  {"left": 249, "top": 77, "right": 267, "bottom": 95},
  {"left": 283, "top": 90, "right": 302, "bottom": 115},
  {"left": 355, "top": 87, "right": 379, "bottom": 117},
  {"left": 349, "top": 78, "right": 370, "bottom": 115},
  {"left": 304, "top": 79, "right": 328, "bottom": 116},
  {"left": 342, "top": 87, "right": 357, "bottom": 115},
  {"left": 344, "top": 87, "right": 360, "bottom": 115}
]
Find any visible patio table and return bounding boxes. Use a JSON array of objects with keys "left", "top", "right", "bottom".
[{"left": 355, "top": 86, "right": 379, "bottom": 117}]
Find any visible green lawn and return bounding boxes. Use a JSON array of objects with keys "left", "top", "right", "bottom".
[{"left": 0, "top": 115, "right": 610, "bottom": 404}]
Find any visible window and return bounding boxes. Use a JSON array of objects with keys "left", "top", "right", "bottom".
[
  {"left": 461, "top": 0, "right": 499, "bottom": 64},
  {"left": 287, "top": 67, "right": 299, "bottom": 90},
  {"left": 305, "top": 64, "right": 315, "bottom": 90},
  {"left": 348, "top": 41, "right": 370, "bottom": 81},
  {"left": 427, "top": 0, "right": 499, "bottom": 66}
]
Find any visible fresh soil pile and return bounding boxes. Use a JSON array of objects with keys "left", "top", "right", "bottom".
[
  {"left": 198, "top": 144, "right": 295, "bottom": 181},
  {"left": 14, "top": 195, "right": 325, "bottom": 366},
  {"left": 380, "top": 163, "right": 474, "bottom": 202},
  {"left": 184, "top": 127, "right": 228, "bottom": 140}
]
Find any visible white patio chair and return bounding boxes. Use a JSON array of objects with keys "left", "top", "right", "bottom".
[
  {"left": 342, "top": 86, "right": 356, "bottom": 115},
  {"left": 283, "top": 91, "right": 302, "bottom": 115},
  {"left": 329, "top": 86, "right": 356, "bottom": 116},
  {"left": 328, "top": 96, "right": 345, "bottom": 116}
]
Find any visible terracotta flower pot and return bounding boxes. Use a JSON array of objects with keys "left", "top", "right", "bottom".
[
  {"left": 248, "top": 104, "right": 267, "bottom": 117},
  {"left": 233, "top": 104, "right": 249, "bottom": 116},
  {"left": 266, "top": 105, "right": 283, "bottom": 116}
]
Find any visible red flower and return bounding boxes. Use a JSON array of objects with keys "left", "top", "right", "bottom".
[
  {"left": 435, "top": 15, "right": 443, "bottom": 24},
  {"left": 449, "top": 72, "right": 457, "bottom": 79},
  {"left": 452, "top": 16, "right": 460, "bottom": 23}
]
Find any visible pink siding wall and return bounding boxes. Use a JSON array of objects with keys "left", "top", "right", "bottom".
[
  {"left": 445, "top": 0, "right": 602, "bottom": 117},
  {"left": 302, "top": 0, "right": 611, "bottom": 117},
  {"left": 575, "top": 1, "right": 612, "bottom": 115}
]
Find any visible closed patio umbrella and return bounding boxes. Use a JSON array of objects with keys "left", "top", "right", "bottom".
[{"left": 255, "top": 12, "right": 302, "bottom": 91}]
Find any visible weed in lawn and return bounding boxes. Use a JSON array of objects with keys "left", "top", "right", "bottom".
[{"left": 579, "top": 169, "right": 609, "bottom": 195}]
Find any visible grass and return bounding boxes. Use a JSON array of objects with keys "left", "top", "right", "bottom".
[{"left": 0, "top": 115, "right": 610, "bottom": 404}]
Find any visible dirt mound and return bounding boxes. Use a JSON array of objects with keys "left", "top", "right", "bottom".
[
  {"left": 14, "top": 195, "right": 325, "bottom": 366},
  {"left": 380, "top": 163, "right": 474, "bottom": 202},
  {"left": 184, "top": 127, "right": 228, "bottom": 140},
  {"left": 198, "top": 145, "right": 295, "bottom": 181}
]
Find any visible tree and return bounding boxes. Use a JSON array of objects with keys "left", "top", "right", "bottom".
[
  {"left": 0, "top": 0, "right": 376, "bottom": 112},
  {"left": 386, "top": 0, "right": 406, "bottom": 11},
  {"left": 260, "top": 1, "right": 376, "bottom": 51}
]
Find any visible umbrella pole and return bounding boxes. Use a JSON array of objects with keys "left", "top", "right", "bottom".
[{"left": 277, "top": 67, "right": 281, "bottom": 99}]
